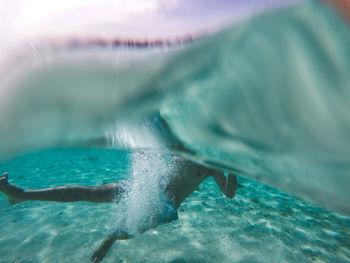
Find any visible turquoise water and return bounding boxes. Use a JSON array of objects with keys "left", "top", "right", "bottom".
[
  {"left": 1, "top": 1, "right": 350, "bottom": 262},
  {"left": 1, "top": 148, "right": 349, "bottom": 262},
  {"left": 1, "top": 1, "right": 349, "bottom": 215}
]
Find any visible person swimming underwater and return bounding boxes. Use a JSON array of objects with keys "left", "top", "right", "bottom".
[{"left": 0, "top": 155, "right": 237, "bottom": 262}]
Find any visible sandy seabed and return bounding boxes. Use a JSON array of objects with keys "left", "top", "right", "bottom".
[{"left": 0, "top": 149, "right": 349, "bottom": 263}]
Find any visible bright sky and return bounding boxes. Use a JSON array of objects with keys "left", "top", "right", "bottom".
[{"left": 0, "top": 0, "right": 303, "bottom": 43}]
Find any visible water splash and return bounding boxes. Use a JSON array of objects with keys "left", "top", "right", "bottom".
[
  {"left": 111, "top": 151, "right": 177, "bottom": 235},
  {"left": 106, "top": 115, "right": 165, "bottom": 150}
]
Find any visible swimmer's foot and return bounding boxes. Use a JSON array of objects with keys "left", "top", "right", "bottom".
[
  {"left": 0, "top": 173, "right": 25, "bottom": 205},
  {"left": 90, "top": 232, "right": 121, "bottom": 263},
  {"left": 90, "top": 240, "right": 113, "bottom": 263}
]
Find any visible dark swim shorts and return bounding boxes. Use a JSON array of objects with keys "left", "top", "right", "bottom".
[{"left": 137, "top": 193, "right": 178, "bottom": 234}]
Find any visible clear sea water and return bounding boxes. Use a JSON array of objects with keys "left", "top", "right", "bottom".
[
  {"left": 1, "top": 1, "right": 350, "bottom": 262},
  {"left": 0, "top": 148, "right": 349, "bottom": 263},
  {"left": 1, "top": 1, "right": 350, "bottom": 215}
]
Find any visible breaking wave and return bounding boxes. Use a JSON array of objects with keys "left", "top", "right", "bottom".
[{"left": 0, "top": 1, "right": 349, "bottom": 214}]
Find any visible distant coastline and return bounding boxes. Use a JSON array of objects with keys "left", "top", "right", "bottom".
[{"left": 52, "top": 33, "right": 209, "bottom": 51}]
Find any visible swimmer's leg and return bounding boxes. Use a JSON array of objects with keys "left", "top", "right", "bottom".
[
  {"left": 90, "top": 230, "right": 133, "bottom": 263},
  {"left": 0, "top": 172, "right": 122, "bottom": 205},
  {"left": 90, "top": 195, "right": 179, "bottom": 262}
]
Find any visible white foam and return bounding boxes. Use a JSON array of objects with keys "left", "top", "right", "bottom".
[{"left": 111, "top": 151, "right": 177, "bottom": 235}]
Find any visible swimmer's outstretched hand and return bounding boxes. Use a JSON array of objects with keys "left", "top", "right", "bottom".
[
  {"left": 226, "top": 173, "right": 237, "bottom": 199},
  {"left": 212, "top": 172, "right": 237, "bottom": 199}
]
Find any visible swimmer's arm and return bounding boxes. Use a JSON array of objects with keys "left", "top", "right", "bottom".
[{"left": 212, "top": 173, "right": 237, "bottom": 199}]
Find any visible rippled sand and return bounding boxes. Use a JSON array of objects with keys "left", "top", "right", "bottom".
[{"left": 0, "top": 149, "right": 349, "bottom": 262}]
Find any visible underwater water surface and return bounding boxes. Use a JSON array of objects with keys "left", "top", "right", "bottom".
[
  {"left": 0, "top": 148, "right": 349, "bottom": 263},
  {"left": 1, "top": 1, "right": 350, "bottom": 216}
]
